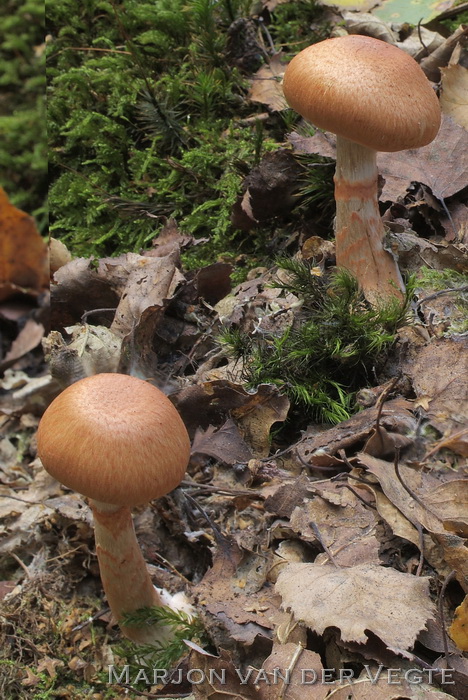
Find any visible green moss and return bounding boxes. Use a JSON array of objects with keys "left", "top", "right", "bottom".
[
  {"left": 47, "top": 0, "right": 327, "bottom": 260},
  {"left": 0, "top": 0, "right": 47, "bottom": 229},
  {"left": 416, "top": 266, "right": 468, "bottom": 334},
  {"left": 221, "top": 261, "right": 413, "bottom": 424}
]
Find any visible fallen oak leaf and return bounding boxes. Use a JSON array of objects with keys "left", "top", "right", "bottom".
[{"left": 276, "top": 562, "right": 435, "bottom": 652}]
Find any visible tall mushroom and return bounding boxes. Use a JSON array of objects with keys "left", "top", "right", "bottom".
[
  {"left": 282, "top": 34, "right": 441, "bottom": 304},
  {"left": 37, "top": 372, "right": 191, "bottom": 644}
]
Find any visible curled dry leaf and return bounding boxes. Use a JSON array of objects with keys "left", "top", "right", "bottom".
[
  {"left": 110, "top": 250, "right": 185, "bottom": 339},
  {"left": 440, "top": 44, "right": 468, "bottom": 130},
  {"left": 248, "top": 53, "right": 288, "bottom": 112},
  {"left": 0, "top": 187, "right": 48, "bottom": 302},
  {"left": 276, "top": 562, "right": 435, "bottom": 651},
  {"left": 0, "top": 319, "right": 44, "bottom": 372},
  {"left": 191, "top": 419, "right": 253, "bottom": 465},
  {"left": 43, "top": 324, "right": 122, "bottom": 387}
]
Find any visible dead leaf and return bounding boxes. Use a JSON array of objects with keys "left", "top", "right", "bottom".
[
  {"left": 276, "top": 562, "right": 435, "bottom": 651},
  {"left": 232, "top": 384, "right": 290, "bottom": 456},
  {"left": 196, "top": 262, "right": 232, "bottom": 304},
  {"left": 231, "top": 150, "right": 303, "bottom": 231},
  {"left": 190, "top": 648, "right": 257, "bottom": 700},
  {"left": 289, "top": 113, "right": 468, "bottom": 203},
  {"left": 0, "top": 187, "right": 48, "bottom": 302},
  {"left": 191, "top": 419, "right": 253, "bottom": 464},
  {"left": 51, "top": 257, "right": 120, "bottom": 330},
  {"left": 288, "top": 484, "right": 380, "bottom": 567},
  {"left": 36, "top": 655, "right": 64, "bottom": 678},
  {"left": 440, "top": 44, "right": 468, "bottom": 129},
  {"left": 297, "top": 398, "right": 415, "bottom": 465},
  {"left": 403, "top": 337, "right": 468, "bottom": 436},
  {"left": 449, "top": 595, "right": 468, "bottom": 651},
  {"left": 110, "top": 251, "right": 184, "bottom": 339},
  {"left": 248, "top": 53, "right": 288, "bottom": 111},
  {"left": 343, "top": 11, "right": 397, "bottom": 43},
  {"left": 317, "top": 0, "right": 377, "bottom": 11},
  {"left": 258, "top": 642, "right": 326, "bottom": 700},
  {"left": 0, "top": 319, "right": 44, "bottom": 373},
  {"left": 42, "top": 324, "right": 122, "bottom": 387},
  {"left": 49, "top": 237, "right": 72, "bottom": 275},
  {"left": 194, "top": 538, "right": 276, "bottom": 648}
]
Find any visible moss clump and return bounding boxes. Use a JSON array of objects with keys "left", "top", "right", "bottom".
[
  {"left": 416, "top": 266, "right": 468, "bottom": 334},
  {"left": 47, "top": 0, "right": 329, "bottom": 261},
  {"left": 221, "top": 259, "right": 412, "bottom": 424},
  {"left": 0, "top": 0, "right": 47, "bottom": 230}
]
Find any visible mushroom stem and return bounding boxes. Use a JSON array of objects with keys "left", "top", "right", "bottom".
[
  {"left": 91, "top": 500, "right": 172, "bottom": 644},
  {"left": 334, "top": 136, "right": 405, "bottom": 304}
]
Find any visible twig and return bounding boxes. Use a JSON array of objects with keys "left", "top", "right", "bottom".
[
  {"left": 416, "top": 285, "right": 468, "bottom": 308},
  {"left": 72, "top": 608, "right": 110, "bottom": 632},
  {"left": 117, "top": 685, "right": 190, "bottom": 698},
  {"left": 81, "top": 307, "right": 117, "bottom": 322},
  {"left": 309, "top": 522, "right": 340, "bottom": 568},
  {"left": 417, "top": 20, "right": 429, "bottom": 55},
  {"left": 439, "top": 571, "right": 457, "bottom": 667},
  {"left": 181, "top": 479, "right": 264, "bottom": 499},
  {"left": 279, "top": 643, "right": 304, "bottom": 700},
  {"left": 393, "top": 449, "right": 442, "bottom": 522},
  {"left": 183, "top": 492, "right": 225, "bottom": 546},
  {"left": 10, "top": 553, "right": 31, "bottom": 579},
  {"left": 424, "top": 427, "right": 468, "bottom": 460},
  {"left": 415, "top": 521, "right": 425, "bottom": 577},
  {"left": 336, "top": 483, "right": 377, "bottom": 510},
  {"left": 372, "top": 377, "right": 399, "bottom": 450}
]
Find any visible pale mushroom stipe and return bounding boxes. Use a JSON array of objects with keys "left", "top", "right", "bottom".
[
  {"left": 282, "top": 35, "right": 441, "bottom": 304},
  {"left": 37, "top": 372, "right": 191, "bottom": 644}
]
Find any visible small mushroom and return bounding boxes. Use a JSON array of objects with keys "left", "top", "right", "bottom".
[
  {"left": 283, "top": 35, "right": 441, "bottom": 304},
  {"left": 37, "top": 372, "right": 191, "bottom": 643}
]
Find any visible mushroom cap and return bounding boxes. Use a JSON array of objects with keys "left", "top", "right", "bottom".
[
  {"left": 282, "top": 35, "right": 441, "bottom": 152},
  {"left": 37, "top": 373, "right": 190, "bottom": 506}
]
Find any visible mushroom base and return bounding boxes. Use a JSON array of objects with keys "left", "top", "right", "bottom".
[
  {"left": 334, "top": 136, "right": 405, "bottom": 305},
  {"left": 91, "top": 500, "right": 172, "bottom": 645}
]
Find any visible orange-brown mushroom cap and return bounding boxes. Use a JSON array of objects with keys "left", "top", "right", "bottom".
[
  {"left": 282, "top": 35, "right": 441, "bottom": 152},
  {"left": 37, "top": 373, "right": 190, "bottom": 507}
]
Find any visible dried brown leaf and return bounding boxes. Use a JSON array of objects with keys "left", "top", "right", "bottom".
[
  {"left": 191, "top": 419, "right": 253, "bottom": 464},
  {"left": 249, "top": 53, "right": 288, "bottom": 111},
  {"left": 440, "top": 44, "right": 468, "bottom": 129},
  {"left": 449, "top": 595, "right": 468, "bottom": 651},
  {"left": 288, "top": 486, "right": 380, "bottom": 567},
  {"left": 258, "top": 642, "right": 326, "bottom": 700},
  {"left": 0, "top": 187, "right": 48, "bottom": 302},
  {"left": 404, "top": 337, "right": 468, "bottom": 436},
  {"left": 289, "top": 113, "right": 468, "bottom": 203},
  {"left": 276, "top": 563, "right": 435, "bottom": 651},
  {"left": 110, "top": 251, "right": 184, "bottom": 339}
]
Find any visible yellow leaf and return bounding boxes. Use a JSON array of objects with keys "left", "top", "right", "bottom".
[{"left": 449, "top": 595, "right": 468, "bottom": 651}]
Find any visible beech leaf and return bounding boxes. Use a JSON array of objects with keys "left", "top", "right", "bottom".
[{"left": 276, "top": 563, "right": 435, "bottom": 651}]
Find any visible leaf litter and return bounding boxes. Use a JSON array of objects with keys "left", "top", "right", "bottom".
[{"left": 1, "top": 6, "right": 468, "bottom": 700}]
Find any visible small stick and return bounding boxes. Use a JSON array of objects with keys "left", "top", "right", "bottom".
[
  {"left": 309, "top": 522, "right": 340, "bottom": 568},
  {"left": 438, "top": 570, "right": 457, "bottom": 667},
  {"left": 393, "top": 449, "right": 442, "bottom": 521}
]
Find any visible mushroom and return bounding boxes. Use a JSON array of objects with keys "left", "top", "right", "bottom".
[
  {"left": 36, "top": 372, "right": 191, "bottom": 644},
  {"left": 282, "top": 34, "right": 441, "bottom": 304}
]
